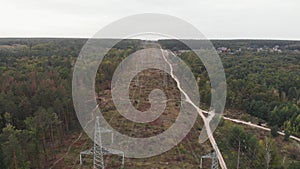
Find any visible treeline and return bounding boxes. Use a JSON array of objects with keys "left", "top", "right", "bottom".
[
  {"left": 158, "top": 39, "right": 300, "bottom": 51},
  {"left": 0, "top": 38, "right": 141, "bottom": 60}
]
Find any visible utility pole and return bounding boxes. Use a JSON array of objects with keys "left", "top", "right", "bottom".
[{"left": 237, "top": 140, "right": 241, "bottom": 169}]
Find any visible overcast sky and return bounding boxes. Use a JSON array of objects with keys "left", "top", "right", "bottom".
[{"left": 1, "top": 0, "right": 299, "bottom": 40}]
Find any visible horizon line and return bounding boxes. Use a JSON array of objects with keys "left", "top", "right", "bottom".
[{"left": 0, "top": 36, "right": 300, "bottom": 41}]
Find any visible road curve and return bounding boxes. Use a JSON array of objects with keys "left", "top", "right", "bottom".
[{"left": 223, "top": 116, "right": 300, "bottom": 142}]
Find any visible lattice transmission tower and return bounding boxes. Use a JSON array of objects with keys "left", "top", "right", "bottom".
[
  {"left": 200, "top": 151, "right": 219, "bottom": 169},
  {"left": 163, "top": 62, "right": 168, "bottom": 87},
  {"left": 93, "top": 116, "right": 104, "bottom": 169},
  {"left": 135, "top": 61, "right": 139, "bottom": 86},
  {"left": 80, "top": 116, "right": 124, "bottom": 169}
]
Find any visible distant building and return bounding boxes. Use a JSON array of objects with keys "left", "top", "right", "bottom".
[
  {"left": 294, "top": 49, "right": 300, "bottom": 54},
  {"left": 217, "top": 47, "right": 231, "bottom": 53},
  {"left": 272, "top": 45, "right": 282, "bottom": 52},
  {"left": 257, "top": 47, "right": 268, "bottom": 52},
  {"left": 257, "top": 48, "right": 264, "bottom": 52}
]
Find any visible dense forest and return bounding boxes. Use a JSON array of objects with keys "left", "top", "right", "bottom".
[
  {"left": 0, "top": 38, "right": 142, "bottom": 168},
  {"left": 159, "top": 39, "right": 300, "bottom": 137},
  {"left": 0, "top": 38, "right": 299, "bottom": 168}
]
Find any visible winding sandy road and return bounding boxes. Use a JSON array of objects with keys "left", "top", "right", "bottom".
[
  {"left": 223, "top": 116, "right": 300, "bottom": 142},
  {"left": 160, "top": 48, "right": 228, "bottom": 169}
]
